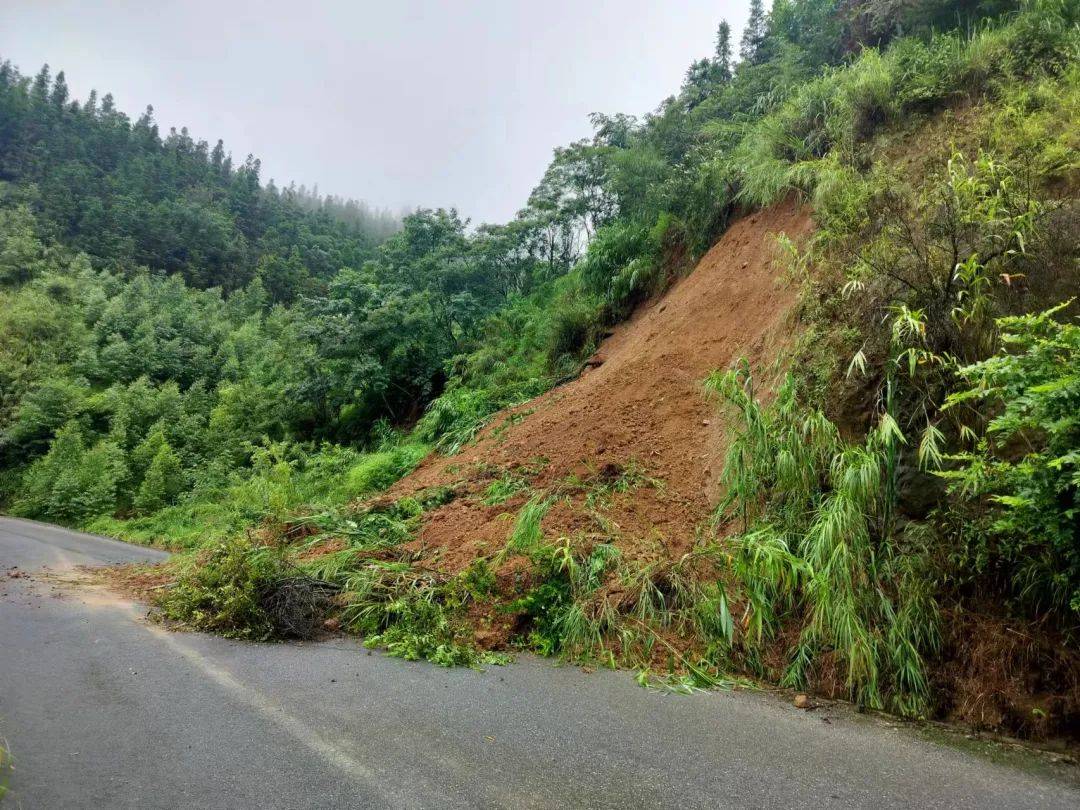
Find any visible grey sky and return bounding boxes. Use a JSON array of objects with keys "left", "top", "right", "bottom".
[{"left": 0, "top": 1, "right": 749, "bottom": 225}]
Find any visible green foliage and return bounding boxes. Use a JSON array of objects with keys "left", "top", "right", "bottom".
[
  {"left": 0, "top": 203, "right": 51, "bottom": 285},
  {"left": 506, "top": 496, "right": 551, "bottom": 554},
  {"left": 339, "top": 442, "right": 429, "bottom": 499},
  {"left": 414, "top": 388, "right": 497, "bottom": 455},
  {"left": 0, "top": 735, "right": 9, "bottom": 801},
  {"left": 940, "top": 303, "right": 1080, "bottom": 618},
  {"left": 13, "top": 422, "right": 127, "bottom": 523},
  {"left": 134, "top": 441, "right": 185, "bottom": 512},
  {"left": 708, "top": 364, "right": 941, "bottom": 714},
  {"left": 736, "top": 4, "right": 1077, "bottom": 208},
  {"left": 4, "top": 1, "right": 1063, "bottom": 545},
  {"left": 340, "top": 561, "right": 494, "bottom": 667},
  {"left": 158, "top": 538, "right": 283, "bottom": 639},
  {"left": 333, "top": 500, "right": 421, "bottom": 550},
  {"left": 547, "top": 295, "right": 602, "bottom": 366},
  {"left": 482, "top": 472, "right": 529, "bottom": 505},
  {"left": 509, "top": 540, "right": 622, "bottom": 659}
]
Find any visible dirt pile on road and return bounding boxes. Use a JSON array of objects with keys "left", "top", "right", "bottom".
[{"left": 387, "top": 199, "right": 812, "bottom": 572}]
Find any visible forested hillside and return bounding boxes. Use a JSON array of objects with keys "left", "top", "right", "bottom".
[{"left": 2, "top": 0, "right": 1078, "bottom": 739}]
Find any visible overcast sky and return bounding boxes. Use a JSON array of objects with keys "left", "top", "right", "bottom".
[{"left": 0, "top": 1, "right": 749, "bottom": 225}]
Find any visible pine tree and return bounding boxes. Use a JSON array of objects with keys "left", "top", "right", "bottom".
[
  {"left": 211, "top": 139, "right": 226, "bottom": 174},
  {"left": 51, "top": 70, "right": 69, "bottom": 108},
  {"left": 714, "top": 21, "right": 733, "bottom": 82},
  {"left": 740, "top": 0, "right": 768, "bottom": 64},
  {"left": 30, "top": 64, "right": 50, "bottom": 105}
]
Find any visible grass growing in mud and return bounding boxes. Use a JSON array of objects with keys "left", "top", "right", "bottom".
[{"left": 150, "top": 456, "right": 720, "bottom": 680}]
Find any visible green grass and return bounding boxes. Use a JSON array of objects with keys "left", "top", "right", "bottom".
[
  {"left": 482, "top": 472, "right": 529, "bottom": 505},
  {"left": 0, "top": 737, "right": 10, "bottom": 801},
  {"left": 505, "top": 496, "right": 552, "bottom": 555}
]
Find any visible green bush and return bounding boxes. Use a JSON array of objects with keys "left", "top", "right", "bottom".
[
  {"left": 580, "top": 221, "right": 653, "bottom": 294},
  {"left": 414, "top": 387, "right": 496, "bottom": 453},
  {"left": 158, "top": 538, "right": 281, "bottom": 639},
  {"left": 577, "top": 218, "right": 668, "bottom": 322},
  {"left": 940, "top": 303, "right": 1080, "bottom": 618},
  {"left": 340, "top": 443, "right": 429, "bottom": 498},
  {"left": 508, "top": 540, "right": 622, "bottom": 659},
  {"left": 547, "top": 298, "right": 601, "bottom": 365}
]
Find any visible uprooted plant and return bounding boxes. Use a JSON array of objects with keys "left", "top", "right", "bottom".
[{"left": 157, "top": 535, "right": 339, "bottom": 640}]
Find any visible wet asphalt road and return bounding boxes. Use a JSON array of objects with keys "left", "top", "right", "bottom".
[{"left": 1, "top": 515, "right": 1078, "bottom": 809}]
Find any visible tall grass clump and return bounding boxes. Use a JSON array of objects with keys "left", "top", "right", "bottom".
[
  {"left": 707, "top": 363, "right": 941, "bottom": 714},
  {"left": 506, "top": 496, "right": 552, "bottom": 555}
]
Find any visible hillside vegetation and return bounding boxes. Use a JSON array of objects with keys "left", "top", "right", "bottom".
[{"left": 2, "top": 0, "right": 1078, "bottom": 738}]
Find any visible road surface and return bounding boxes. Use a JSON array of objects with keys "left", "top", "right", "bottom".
[{"left": 1, "top": 516, "right": 1077, "bottom": 809}]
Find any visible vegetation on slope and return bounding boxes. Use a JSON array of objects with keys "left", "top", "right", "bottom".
[{"left": 1, "top": 0, "right": 1078, "bottom": 738}]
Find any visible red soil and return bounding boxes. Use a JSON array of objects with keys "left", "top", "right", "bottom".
[{"left": 389, "top": 199, "right": 813, "bottom": 572}]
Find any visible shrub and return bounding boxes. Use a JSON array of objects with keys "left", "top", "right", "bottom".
[
  {"left": 159, "top": 537, "right": 336, "bottom": 640},
  {"left": 158, "top": 538, "right": 282, "bottom": 639},
  {"left": 340, "top": 443, "right": 429, "bottom": 498},
  {"left": 940, "top": 302, "right": 1080, "bottom": 619}
]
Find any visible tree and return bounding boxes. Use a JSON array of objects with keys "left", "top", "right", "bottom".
[
  {"left": 740, "top": 0, "right": 768, "bottom": 64},
  {"left": 714, "top": 21, "right": 733, "bottom": 82},
  {"left": 134, "top": 441, "right": 185, "bottom": 512},
  {"left": 255, "top": 248, "right": 309, "bottom": 304},
  {"left": 50, "top": 70, "right": 69, "bottom": 108},
  {"left": 682, "top": 58, "right": 715, "bottom": 111},
  {"left": 30, "top": 64, "right": 50, "bottom": 105},
  {"left": 12, "top": 421, "right": 83, "bottom": 517},
  {"left": 0, "top": 205, "right": 50, "bottom": 285},
  {"left": 12, "top": 423, "right": 127, "bottom": 523}
]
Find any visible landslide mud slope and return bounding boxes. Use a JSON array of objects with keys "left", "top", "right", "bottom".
[{"left": 390, "top": 199, "right": 812, "bottom": 572}]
